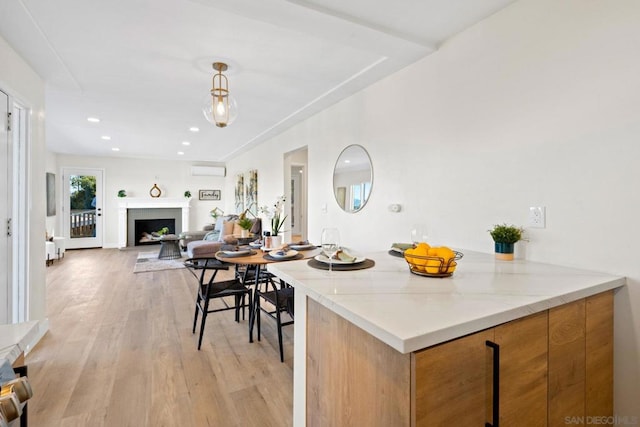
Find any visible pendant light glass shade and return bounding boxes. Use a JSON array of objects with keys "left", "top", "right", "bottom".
[{"left": 202, "top": 62, "right": 238, "bottom": 127}]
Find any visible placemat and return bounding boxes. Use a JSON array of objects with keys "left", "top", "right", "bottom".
[
  {"left": 307, "top": 258, "right": 375, "bottom": 271},
  {"left": 288, "top": 245, "right": 318, "bottom": 251},
  {"left": 216, "top": 250, "right": 257, "bottom": 259},
  {"left": 263, "top": 253, "right": 304, "bottom": 262}
]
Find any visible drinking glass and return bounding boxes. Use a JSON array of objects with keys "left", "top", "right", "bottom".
[
  {"left": 410, "top": 224, "right": 429, "bottom": 246},
  {"left": 321, "top": 228, "right": 340, "bottom": 273}
]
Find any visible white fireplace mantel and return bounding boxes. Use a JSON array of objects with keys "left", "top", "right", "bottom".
[{"left": 118, "top": 197, "right": 191, "bottom": 248}]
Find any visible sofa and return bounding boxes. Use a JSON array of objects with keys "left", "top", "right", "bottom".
[
  {"left": 182, "top": 215, "right": 262, "bottom": 258},
  {"left": 179, "top": 224, "right": 215, "bottom": 250}
]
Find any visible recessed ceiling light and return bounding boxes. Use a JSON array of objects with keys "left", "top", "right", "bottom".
[
  {"left": 101, "top": 135, "right": 111, "bottom": 140},
  {"left": 87, "top": 117, "right": 100, "bottom": 123},
  {"left": 177, "top": 151, "right": 184, "bottom": 155},
  {"left": 344, "top": 159, "right": 351, "bottom": 163},
  {"left": 111, "top": 147, "right": 120, "bottom": 152},
  {"left": 189, "top": 127, "right": 199, "bottom": 132},
  {"left": 182, "top": 141, "right": 190, "bottom": 146}
]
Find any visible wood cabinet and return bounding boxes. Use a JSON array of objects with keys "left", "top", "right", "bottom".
[
  {"left": 414, "top": 310, "right": 548, "bottom": 426},
  {"left": 306, "top": 290, "right": 613, "bottom": 427},
  {"left": 548, "top": 290, "right": 613, "bottom": 427}
]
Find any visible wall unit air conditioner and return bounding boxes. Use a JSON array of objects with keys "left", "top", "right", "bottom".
[{"left": 191, "top": 166, "right": 226, "bottom": 177}]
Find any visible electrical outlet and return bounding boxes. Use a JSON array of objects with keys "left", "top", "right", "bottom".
[{"left": 529, "top": 206, "right": 546, "bottom": 228}]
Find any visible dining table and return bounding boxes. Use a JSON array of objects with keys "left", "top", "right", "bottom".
[{"left": 215, "top": 245, "right": 322, "bottom": 341}]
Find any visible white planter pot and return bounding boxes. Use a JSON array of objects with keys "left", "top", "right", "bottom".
[{"left": 266, "top": 235, "right": 282, "bottom": 249}]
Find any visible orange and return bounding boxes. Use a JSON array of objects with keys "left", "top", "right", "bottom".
[
  {"left": 416, "top": 242, "right": 431, "bottom": 251},
  {"left": 405, "top": 245, "right": 428, "bottom": 272},
  {"left": 436, "top": 246, "right": 455, "bottom": 262},
  {"left": 436, "top": 246, "right": 457, "bottom": 274}
]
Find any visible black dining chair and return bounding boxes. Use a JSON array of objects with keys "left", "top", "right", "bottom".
[
  {"left": 184, "top": 257, "right": 253, "bottom": 350},
  {"left": 250, "top": 276, "right": 294, "bottom": 362}
]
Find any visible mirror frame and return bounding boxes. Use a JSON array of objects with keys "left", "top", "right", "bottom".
[{"left": 332, "top": 144, "right": 373, "bottom": 213}]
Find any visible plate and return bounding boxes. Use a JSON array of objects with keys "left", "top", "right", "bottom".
[
  {"left": 289, "top": 244, "right": 315, "bottom": 250},
  {"left": 221, "top": 249, "right": 252, "bottom": 257},
  {"left": 269, "top": 249, "right": 299, "bottom": 259},
  {"left": 249, "top": 242, "right": 262, "bottom": 248},
  {"left": 314, "top": 254, "right": 365, "bottom": 265}
]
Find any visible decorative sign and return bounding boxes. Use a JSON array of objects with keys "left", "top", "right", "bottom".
[{"left": 199, "top": 189, "right": 221, "bottom": 200}]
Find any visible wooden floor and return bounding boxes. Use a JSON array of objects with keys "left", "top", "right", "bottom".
[{"left": 26, "top": 248, "right": 294, "bottom": 426}]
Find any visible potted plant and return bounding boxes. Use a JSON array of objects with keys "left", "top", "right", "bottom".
[
  {"left": 488, "top": 223, "right": 524, "bottom": 261},
  {"left": 259, "top": 196, "right": 287, "bottom": 247},
  {"left": 117, "top": 189, "right": 127, "bottom": 198},
  {"left": 237, "top": 215, "right": 254, "bottom": 238},
  {"left": 184, "top": 190, "right": 192, "bottom": 198}
]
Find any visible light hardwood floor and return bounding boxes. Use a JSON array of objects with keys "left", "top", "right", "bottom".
[{"left": 26, "top": 248, "right": 293, "bottom": 426}]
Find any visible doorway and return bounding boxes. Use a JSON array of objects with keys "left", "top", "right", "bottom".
[
  {"left": 1, "top": 89, "right": 29, "bottom": 323},
  {"left": 63, "top": 168, "right": 104, "bottom": 249},
  {"left": 1, "top": 90, "right": 10, "bottom": 323},
  {"left": 284, "top": 147, "right": 308, "bottom": 242},
  {"left": 290, "top": 165, "right": 305, "bottom": 240}
]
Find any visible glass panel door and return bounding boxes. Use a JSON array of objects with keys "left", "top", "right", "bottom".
[{"left": 63, "top": 168, "right": 103, "bottom": 248}]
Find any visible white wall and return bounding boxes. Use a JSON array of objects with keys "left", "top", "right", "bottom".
[
  {"left": 0, "top": 35, "right": 47, "bottom": 322},
  {"left": 53, "top": 154, "right": 228, "bottom": 247},
  {"left": 226, "top": 0, "right": 640, "bottom": 417}
]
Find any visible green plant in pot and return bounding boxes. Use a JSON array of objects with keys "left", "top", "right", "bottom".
[
  {"left": 237, "top": 214, "right": 254, "bottom": 238},
  {"left": 488, "top": 223, "right": 524, "bottom": 261}
]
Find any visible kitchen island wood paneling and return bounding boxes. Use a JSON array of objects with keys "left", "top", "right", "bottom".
[{"left": 267, "top": 250, "right": 624, "bottom": 426}]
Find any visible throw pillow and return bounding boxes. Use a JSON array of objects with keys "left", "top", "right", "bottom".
[
  {"left": 220, "top": 220, "right": 235, "bottom": 241},
  {"left": 250, "top": 218, "right": 262, "bottom": 235},
  {"left": 232, "top": 222, "right": 243, "bottom": 236}
]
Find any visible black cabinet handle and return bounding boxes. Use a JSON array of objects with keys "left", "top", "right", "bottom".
[{"left": 485, "top": 340, "right": 500, "bottom": 427}]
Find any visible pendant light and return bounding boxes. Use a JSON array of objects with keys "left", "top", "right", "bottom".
[{"left": 202, "top": 62, "right": 238, "bottom": 128}]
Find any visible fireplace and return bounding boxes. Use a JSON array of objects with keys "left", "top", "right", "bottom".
[
  {"left": 134, "top": 218, "right": 176, "bottom": 245},
  {"left": 117, "top": 198, "right": 191, "bottom": 248}
]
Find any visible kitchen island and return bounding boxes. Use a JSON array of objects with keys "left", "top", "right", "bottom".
[{"left": 267, "top": 250, "right": 625, "bottom": 426}]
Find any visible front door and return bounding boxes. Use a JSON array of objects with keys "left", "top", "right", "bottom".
[{"left": 63, "top": 168, "right": 104, "bottom": 249}]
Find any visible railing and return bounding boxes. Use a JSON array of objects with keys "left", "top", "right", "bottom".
[{"left": 70, "top": 209, "right": 96, "bottom": 238}]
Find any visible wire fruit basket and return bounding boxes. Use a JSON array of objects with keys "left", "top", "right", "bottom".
[{"left": 403, "top": 250, "right": 464, "bottom": 278}]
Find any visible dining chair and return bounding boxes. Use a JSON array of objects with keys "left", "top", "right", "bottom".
[
  {"left": 184, "top": 257, "right": 253, "bottom": 350},
  {"left": 250, "top": 275, "right": 294, "bottom": 362}
]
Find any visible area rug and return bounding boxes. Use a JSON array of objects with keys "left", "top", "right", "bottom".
[{"left": 133, "top": 251, "right": 186, "bottom": 273}]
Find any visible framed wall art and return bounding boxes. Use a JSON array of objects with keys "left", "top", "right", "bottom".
[
  {"left": 245, "top": 169, "right": 258, "bottom": 215},
  {"left": 235, "top": 174, "right": 244, "bottom": 213},
  {"left": 199, "top": 189, "right": 221, "bottom": 201},
  {"left": 46, "top": 172, "right": 56, "bottom": 216}
]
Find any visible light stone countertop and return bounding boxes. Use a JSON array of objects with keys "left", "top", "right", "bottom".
[
  {"left": 267, "top": 249, "right": 625, "bottom": 353},
  {"left": 0, "top": 321, "right": 42, "bottom": 364}
]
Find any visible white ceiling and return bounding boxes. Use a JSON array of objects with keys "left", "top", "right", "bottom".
[{"left": 0, "top": 0, "right": 516, "bottom": 163}]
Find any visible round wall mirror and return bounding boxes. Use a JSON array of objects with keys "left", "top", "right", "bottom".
[{"left": 333, "top": 144, "right": 373, "bottom": 213}]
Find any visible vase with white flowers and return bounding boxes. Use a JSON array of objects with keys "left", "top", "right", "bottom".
[{"left": 259, "top": 196, "right": 287, "bottom": 247}]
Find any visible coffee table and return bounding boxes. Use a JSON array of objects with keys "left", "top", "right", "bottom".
[{"left": 158, "top": 236, "right": 181, "bottom": 259}]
